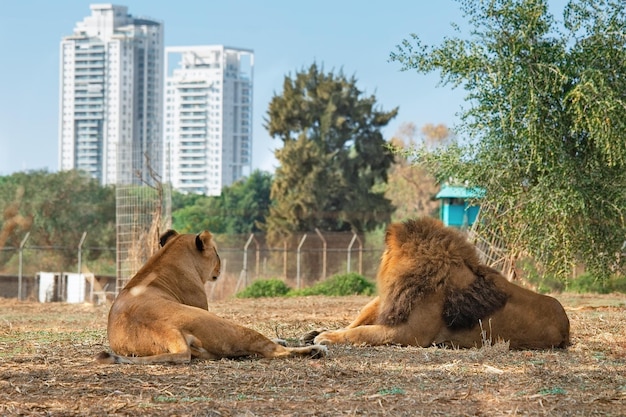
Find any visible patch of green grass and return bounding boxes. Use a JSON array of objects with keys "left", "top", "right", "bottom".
[
  {"left": 567, "top": 273, "right": 626, "bottom": 294},
  {"left": 153, "top": 395, "right": 213, "bottom": 403},
  {"left": 0, "top": 329, "right": 105, "bottom": 357},
  {"left": 378, "top": 387, "right": 405, "bottom": 396},
  {"left": 153, "top": 396, "right": 178, "bottom": 403},
  {"left": 538, "top": 387, "right": 566, "bottom": 395}
]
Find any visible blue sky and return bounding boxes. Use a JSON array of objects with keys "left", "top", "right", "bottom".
[{"left": 0, "top": 1, "right": 565, "bottom": 176}]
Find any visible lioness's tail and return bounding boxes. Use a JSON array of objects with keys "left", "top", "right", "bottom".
[
  {"left": 95, "top": 351, "right": 136, "bottom": 364},
  {"left": 95, "top": 350, "right": 194, "bottom": 364}
]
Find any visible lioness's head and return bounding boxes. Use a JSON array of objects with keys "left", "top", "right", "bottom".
[{"left": 159, "top": 229, "right": 221, "bottom": 282}]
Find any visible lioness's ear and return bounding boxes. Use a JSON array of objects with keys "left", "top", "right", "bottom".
[
  {"left": 159, "top": 230, "right": 179, "bottom": 247},
  {"left": 195, "top": 231, "right": 214, "bottom": 251}
]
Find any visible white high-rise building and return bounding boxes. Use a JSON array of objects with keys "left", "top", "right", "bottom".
[
  {"left": 58, "top": 4, "right": 163, "bottom": 185},
  {"left": 164, "top": 46, "right": 253, "bottom": 195}
]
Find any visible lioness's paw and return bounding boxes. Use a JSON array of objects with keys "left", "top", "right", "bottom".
[{"left": 300, "top": 328, "right": 326, "bottom": 345}]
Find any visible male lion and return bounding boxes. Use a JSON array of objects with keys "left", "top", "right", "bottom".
[
  {"left": 96, "top": 230, "right": 326, "bottom": 364},
  {"left": 312, "top": 218, "right": 570, "bottom": 349}
]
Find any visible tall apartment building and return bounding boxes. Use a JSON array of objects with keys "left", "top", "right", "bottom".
[
  {"left": 164, "top": 46, "right": 253, "bottom": 195},
  {"left": 58, "top": 4, "right": 163, "bottom": 185}
]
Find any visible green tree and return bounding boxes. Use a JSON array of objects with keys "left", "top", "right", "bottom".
[
  {"left": 390, "top": 0, "right": 626, "bottom": 279},
  {"left": 172, "top": 170, "right": 273, "bottom": 234},
  {"left": 222, "top": 170, "right": 273, "bottom": 233},
  {"left": 0, "top": 170, "right": 115, "bottom": 270},
  {"left": 171, "top": 196, "right": 223, "bottom": 234},
  {"left": 264, "top": 63, "right": 398, "bottom": 241},
  {"left": 171, "top": 191, "right": 205, "bottom": 213}
]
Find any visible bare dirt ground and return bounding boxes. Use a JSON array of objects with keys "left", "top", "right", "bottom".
[{"left": 0, "top": 294, "right": 625, "bottom": 416}]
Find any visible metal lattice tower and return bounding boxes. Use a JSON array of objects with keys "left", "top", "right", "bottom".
[
  {"left": 114, "top": 128, "right": 171, "bottom": 294},
  {"left": 115, "top": 182, "right": 171, "bottom": 294}
]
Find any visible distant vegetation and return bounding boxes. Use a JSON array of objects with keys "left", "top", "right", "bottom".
[
  {"left": 523, "top": 265, "right": 626, "bottom": 295},
  {"left": 235, "top": 273, "right": 376, "bottom": 298},
  {"left": 0, "top": 170, "right": 116, "bottom": 274}
]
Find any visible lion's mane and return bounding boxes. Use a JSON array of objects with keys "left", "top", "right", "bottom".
[{"left": 376, "top": 218, "right": 508, "bottom": 327}]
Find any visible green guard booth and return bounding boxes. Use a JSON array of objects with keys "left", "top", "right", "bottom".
[{"left": 435, "top": 185, "right": 484, "bottom": 228}]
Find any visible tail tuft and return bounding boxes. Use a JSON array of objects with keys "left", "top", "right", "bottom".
[
  {"left": 310, "top": 344, "right": 328, "bottom": 359},
  {"left": 95, "top": 351, "right": 116, "bottom": 364}
]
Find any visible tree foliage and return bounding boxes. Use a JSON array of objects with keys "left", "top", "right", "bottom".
[
  {"left": 385, "top": 123, "right": 452, "bottom": 222},
  {"left": 390, "top": 0, "right": 626, "bottom": 279},
  {"left": 172, "top": 170, "right": 273, "bottom": 234},
  {"left": 0, "top": 170, "right": 115, "bottom": 270},
  {"left": 264, "top": 63, "right": 398, "bottom": 241}
]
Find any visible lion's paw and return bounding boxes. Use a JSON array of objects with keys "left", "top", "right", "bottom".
[{"left": 313, "top": 331, "right": 336, "bottom": 345}]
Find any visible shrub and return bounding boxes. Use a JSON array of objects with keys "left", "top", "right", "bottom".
[
  {"left": 235, "top": 279, "right": 291, "bottom": 298},
  {"left": 610, "top": 275, "right": 626, "bottom": 293},
  {"left": 568, "top": 272, "right": 626, "bottom": 294},
  {"left": 235, "top": 273, "right": 377, "bottom": 298},
  {"left": 568, "top": 273, "right": 609, "bottom": 294},
  {"left": 291, "top": 273, "right": 376, "bottom": 297}
]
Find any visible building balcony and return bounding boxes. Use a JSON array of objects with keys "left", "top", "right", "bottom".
[
  {"left": 179, "top": 129, "right": 207, "bottom": 135},
  {"left": 180, "top": 114, "right": 208, "bottom": 120},
  {"left": 179, "top": 120, "right": 208, "bottom": 127}
]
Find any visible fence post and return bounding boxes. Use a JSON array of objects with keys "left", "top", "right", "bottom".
[
  {"left": 314, "top": 228, "right": 327, "bottom": 280},
  {"left": 18, "top": 232, "right": 30, "bottom": 301},
  {"left": 239, "top": 233, "right": 255, "bottom": 288},
  {"left": 283, "top": 240, "right": 288, "bottom": 279},
  {"left": 77, "top": 232, "right": 87, "bottom": 275},
  {"left": 77, "top": 231, "right": 89, "bottom": 303},
  {"left": 254, "top": 236, "right": 260, "bottom": 279},
  {"left": 296, "top": 234, "right": 307, "bottom": 289},
  {"left": 355, "top": 233, "right": 363, "bottom": 275},
  {"left": 347, "top": 232, "right": 358, "bottom": 273}
]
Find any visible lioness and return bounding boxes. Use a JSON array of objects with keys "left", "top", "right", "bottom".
[
  {"left": 96, "top": 230, "right": 326, "bottom": 364},
  {"left": 311, "top": 218, "right": 570, "bottom": 349}
]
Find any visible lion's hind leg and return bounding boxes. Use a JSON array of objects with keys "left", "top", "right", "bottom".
[
  {"left": 233, "top": 329, "right": 327, "bottom": 359},
  {"left": 186, "top": 333, "right": 222, "bottom": 361},
  {"left": 100, "top": 326, "right": 200, "bottom": 364},
  {"left": 244, "top": 339, "right": 327, "bottom": 359},
  {"left": 280, "top": 345, "right": 327, "bottom": 359}
]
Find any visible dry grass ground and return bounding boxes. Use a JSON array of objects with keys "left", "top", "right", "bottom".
[{"left": 0, "top": 294, "right": 624, "bottom": 416}]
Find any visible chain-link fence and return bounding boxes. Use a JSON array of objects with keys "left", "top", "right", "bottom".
[{"left": 0, "top": 230, "right": 385, "bottom": 302}]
